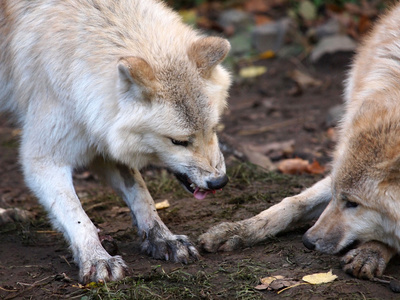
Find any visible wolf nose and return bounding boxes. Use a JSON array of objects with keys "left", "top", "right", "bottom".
[
  {"left": 207, "top": 174, "right": 229, "bottom": 190},
  {"left": 302, "top": 233, "right": 316, "bottom": 250}
]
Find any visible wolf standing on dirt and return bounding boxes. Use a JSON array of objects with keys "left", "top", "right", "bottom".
[
  {"left": 0, "top": 0, "right": 231, "bottom": 283},
  {"left": 200, "top": 3, "right": 400, "bottom": 280}
]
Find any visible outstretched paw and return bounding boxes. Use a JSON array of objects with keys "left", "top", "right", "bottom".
[
  {"left": 80, "top": 256, "right": 128, "bottom": 284},
  {"left": 198, "top": 221, "right": 246, "bottom": 252},
  {"left": 340, "top": 241, "right": 395, "bottom": 279},
  {"left": 142, "top": 224, "right": 200, "bottom": 263}
]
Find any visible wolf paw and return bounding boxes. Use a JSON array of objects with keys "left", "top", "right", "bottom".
[
  {"left": 340, "top": 245, "right": 389, "bottom": 279},
  {"left": 80, "top": 256, "right": 128, "bottom": 283},
  {"left": 142, "top": 232, "right": 200, "bottom": 263},
  {"left": 198, "top": 222, "right": 246, "bottom": 252}
]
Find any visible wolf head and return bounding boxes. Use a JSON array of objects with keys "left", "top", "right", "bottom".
[
  {"left": 303, "top": 108, "right": 400, "bottom": 253},
  {"left": 108, "top": 37, "right": 231, "bottom": 199}
]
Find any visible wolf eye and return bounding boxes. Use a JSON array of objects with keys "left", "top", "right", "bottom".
[
  {"left": 171, "top": 139, "right": 189, "bottom": 147},
  {"left": 345, "top": 201, "right": 359, "bottom": 208},
  {"left": 341, "top": 194, "right": 359, "bottom": 208}
]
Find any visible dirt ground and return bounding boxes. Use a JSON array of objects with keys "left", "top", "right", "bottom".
[{"left": 1, "top": 52, "right": 400, "bottom": 300}]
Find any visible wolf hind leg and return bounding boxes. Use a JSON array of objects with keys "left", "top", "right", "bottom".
[
  {"left": 198, "top": 176, "right": 332, "bottom": 252},
  {"left": 341, "top": 241, "right": 396, "bottom": 279},
  {"left": 91, "top": 159, "right": 200, "bottom": 263}
]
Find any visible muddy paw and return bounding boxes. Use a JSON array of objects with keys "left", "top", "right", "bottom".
[
  {"left": 198, "top": 222, "right": 246, "bottom": 252},
  {"left": 340, "top": 242, "right": 394, "bottom": 279},
  {"left": 142, "top": 230, "right": 200, "bottom": 263},
  {"left": 80, "top": 256, "right": 128, "bottom": 283}
]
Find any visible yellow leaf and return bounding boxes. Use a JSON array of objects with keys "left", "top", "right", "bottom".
[
  {"left": 239, "top": 66, "right": 267, "bottom": 78},
  {"left": 155, "top": 199, "right": 170, "bottom": 210},
  {"left": 258, "top": 50, "right": 275, "bottom": 60},
  {"left": 302, "top": 270, "right": 337, "bottom": 284},
  {"left": 89, "top": 280, "right": 106, "bottom": 288}
]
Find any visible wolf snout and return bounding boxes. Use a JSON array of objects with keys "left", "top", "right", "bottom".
[
  {"left": 302, "top": 232, "right": 316, "bottom": 250},
  {"left": 206, "top": 174, "right": 229, "bottom": 190}
]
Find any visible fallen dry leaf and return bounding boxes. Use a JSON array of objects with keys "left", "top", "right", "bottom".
[
  {"left": 255, "top": 275, "right": 295, "bottom": 291},
  {"left": 307, "top": 160, "right": 325, "bottom": 174},
  {"left": 243, "top": 146, "right": 276, "bottom": 171},
  {"left": 254, "top": 15, "right": 273, "bottom": 26},
  {"left": 258, "top": 50, "right": 275, "bottom": 60},
  {"left": 155, "top": 199, "right": 170, "bottom": 210},
  {"left": 302, "top": 270, "right": 338, "bottom": 284},
  {"left": 278, "top": 158, "right": 309, "bottom": 174},
  {"left": 287, "top": 69, "right": 322, "bottom": 89},
  {"left": 244, "top": 0, "right": 270, "bottom": 13},
  {"left": 269, "top": 278, "right": 299, "bottom": 291},
  {"left": 256, "top": 271, "right": 337, "bottom": 294},
  {"left": 254, "top": 284, "right": 269, "bottom": 291},
  {"left": 239, "top": 66, "right": 267, "bottom": 78},
  {"left": 111, "top": 206, "right": 130, "bottom": 214},
  {"left": 278, "top": 158, "right": 325, "bottom": 175},
  {"left": 248, "top": 140, "right": 295, "bottom": 157},
  {"left": 260, "top": 275, "right": 285, "bottom": 286}
]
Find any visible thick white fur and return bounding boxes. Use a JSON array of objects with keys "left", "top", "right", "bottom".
[
  {"left": 0, "top": 0, "right": 231, "bottom": 283},
  {"left": 199, "top": 3, "right": 400, "bottom": 279}
]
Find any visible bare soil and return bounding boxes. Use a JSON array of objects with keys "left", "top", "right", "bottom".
[{"left": 1, "top": 54, "right": 399, "bottom": 299}]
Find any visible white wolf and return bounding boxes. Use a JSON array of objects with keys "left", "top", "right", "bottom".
[
  {"left": 0, "top": 0, "right": 231, "bottom": 283},
  {"left": 199, "top": 3, "right": 400, "bottom": 279}
]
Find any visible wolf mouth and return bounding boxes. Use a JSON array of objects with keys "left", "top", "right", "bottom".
[{"left": 174, "top": 172, "right": 216, "bottom": 200}]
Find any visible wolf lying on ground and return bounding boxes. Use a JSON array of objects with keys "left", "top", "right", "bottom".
[
  {"left": 0, "top": 0, "right": 231, "bottom": 283},
  {"left": 199, "top": 3, "right": 400, "bottom": 280}
]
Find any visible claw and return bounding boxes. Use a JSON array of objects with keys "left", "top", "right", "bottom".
[{"left": 80, "top": 256, "right": 128, "bottom": 284}]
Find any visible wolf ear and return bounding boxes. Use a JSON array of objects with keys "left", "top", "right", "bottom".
[
  {"left": 378, "top": 153, "right": 400, "bottom": 188},
  {"left": 188, "top": 37, "right": 230, "bottom": 78},
  {"left": 118, "top": 57, "right": 158, "bottom": 91}
]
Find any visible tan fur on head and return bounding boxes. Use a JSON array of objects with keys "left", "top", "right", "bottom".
[{"left": 188, "top": 37, "right": 231, "bottom": 78}]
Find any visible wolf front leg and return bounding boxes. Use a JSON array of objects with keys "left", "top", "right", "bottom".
[
  {"left": 22, "top": 159, "right": 128, "bottom": 283},
  {"left": 199, "top": 176, "right": 332, "bottom": 252},
  {"left": 92, "top": 160, "right": 200, "bottom": 263}
]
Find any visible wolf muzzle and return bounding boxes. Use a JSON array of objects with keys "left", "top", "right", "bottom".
[
  {"left": 302, "top": 232, "right": 316, "bottom": 250},
  {"left": 207, "top": 174, "right": 229, "bottom": 190}
]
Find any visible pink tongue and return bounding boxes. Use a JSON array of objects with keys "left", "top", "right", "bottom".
[{"left": 193, "top": 187, "right": 212, "bottom": 200}]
